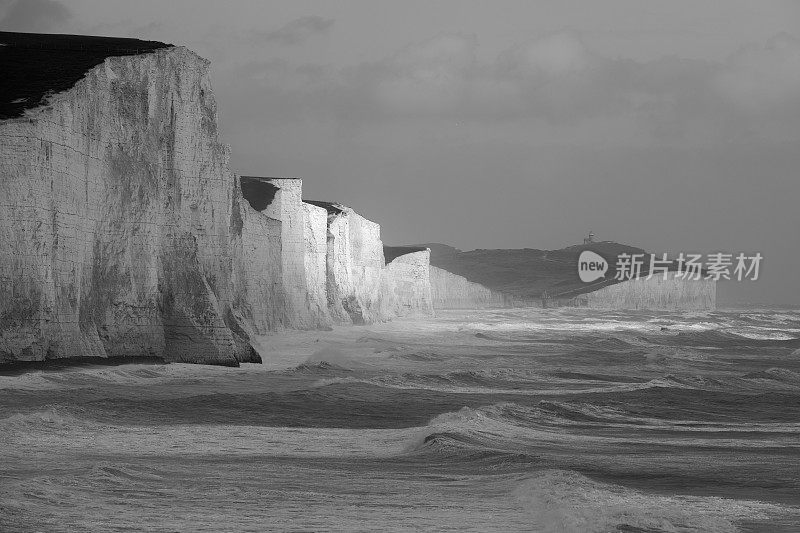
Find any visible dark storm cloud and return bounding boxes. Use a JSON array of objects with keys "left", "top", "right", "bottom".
[
  {"left": 253, "top": 15, "right": 334, "bottom": 45},
  {"left": 0, "top": 0, "right": 70, "bottom": 31}
]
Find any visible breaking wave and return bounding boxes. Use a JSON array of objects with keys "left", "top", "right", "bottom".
[{"left": 511, "top": 469, "right": 789, "bottom": 533}]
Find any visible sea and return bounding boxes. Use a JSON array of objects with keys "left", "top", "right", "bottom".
[{"left": 1, "top": 307, "right": 800, "bottom": 532}]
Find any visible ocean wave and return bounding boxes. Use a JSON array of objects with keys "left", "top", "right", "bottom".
[
  {"left": 0, "top": 371, "right": 58, "bottom": 391},
  {"left": 282, "top": 361, "right": 352, "bottom": 375},
  {"left": 641, "top": 374, "right": 723, "bottom": 390},
  {"left": 739, "top": 312, "right": 800, "bottom": 325},
  {"left": 88, "top": 463, "right": 166, "bottom": 484},
  {"left": 404, "top": 401, "right": 800, "bottom": 462},
  {"left": 0, "top": 406, "right": 92, "bottom": 434},
  {"left": 404, "top": 402, "right": 640, "bottom": 458},
  {"left": 307, "top": 363, "right": 800, "bottom": 395},
  {"left": 742, "top": 367, "right": 800, "bottom": 383},
  {"left": 466, "top": 311, "right": 800, "bottom": 348},
  {"left": 634, "top": 368, "right": 800, "bottom": 393},
  {"left": 726, "top": 328, "right": 799, "bottom": 341},
  {"left": 511, "top": 469, "right": 789, "bottom": 533},
  {"left": 415, "top": 401, "right": 672, "bottom": 434},
  {"left": 656, "top": 327, "right": 799, "bottom": 348},
  {"left": 309, "top": 372, "right": 647, "bottom": 396},
  {"left": 388, "top": 350, "right": 447, "bottom": 362},
  {"left": 464, "top": 319, "right": 668, "bottom": 335},
  {"left": 0, "top": 363, "right": 236, "bottom": 391}
]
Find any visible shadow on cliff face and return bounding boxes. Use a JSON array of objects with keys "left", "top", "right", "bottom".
[
  {"left": 239, "top": 177, "right": 279, "bottom": 212},
  {"left": 384, "top": 246, "right": 428, "bottom": 264}
]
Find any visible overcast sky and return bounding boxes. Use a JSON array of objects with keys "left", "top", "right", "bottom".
[{"left": 2, "top": 0, "right": 799, "bottom": 305}]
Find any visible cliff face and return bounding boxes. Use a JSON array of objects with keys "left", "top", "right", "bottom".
[
  {"left": 429, "top": 266, "right": 513, "bottom": 309},
  {"left": 251, "top": 178, "right": 331, "bottom": 329},
  {"left": 303, "top": 202, "right": 435, "bottom": 323},
  {"left": 0, "top": 45, "right": 259, "bottom": 365},
  {"left": 579, "top": 273, "right": 716, "bottom": 310},
  {"left": 230, "top": 190, "right": 283, "bottom": 337},
  {"left": 236, "top": 184, "right": 434, "bottom": 328},
  {"left": 302, "top": 202, "right": 330, "bottom": 326},
  {"left": 383, "top": 250, "right": 434, "bottom": 317},
  {"left": 322, "top": 204, "right": 389, "bottom": 324}
]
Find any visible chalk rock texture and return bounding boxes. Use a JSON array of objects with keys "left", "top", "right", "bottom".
[
  {"left": 230, "top": 188, "right": 283, "bottom": 337},
  {"left": 302, "top": 202, "right": 331, "bottom": 325},
  {"left": 429, "top": 266, "right": 513, "bottom": 309},
  {"left": 579, "top": 273, "right": 716, "bottom": 310},
  {"left": 242, "top": 182, "right": 436, "bottom": 328},
  {"left": 0, "top": 45, "right": 259, "bottom": 364},
  {"left": 383, "top": 250, "right": 434, "bottom": 317},
  {"left": 316, "top": 203, "right": 389, "bottom": 324},
  {"left": 253, "top": 178, "right": 331, "bottom": 329},
  {"left": 306, "top": 202, "right": 436, "bottom": 323}
]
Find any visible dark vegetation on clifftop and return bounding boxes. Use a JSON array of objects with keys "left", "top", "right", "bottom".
[{"left": 0, "top": 31, "right": 171, "bottom": 119}]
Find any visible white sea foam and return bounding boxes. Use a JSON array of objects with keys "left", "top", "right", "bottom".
[{"left": 727, "top": 328, "right": 799, "bottom": 340}]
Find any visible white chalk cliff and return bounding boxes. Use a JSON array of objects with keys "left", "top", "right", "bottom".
[
  {"left": 578, "top": 273, "right": 716, "bottom": 310},
  {"left": 428, "top": 266, "right": 513, "bottom": 309},
  {"left": 306, "top": 202, "right": 435, "bottom": 324},
  {"left": 0, "top": 44, "right": 261, "bottom": 365},
  {"left": 247, "top": 177, "right": 331, "bottom": 330},
  {"left": 428, "top": 267, "right": 716, "bottom": 311},
  {"left": 383, "top": 250, "right": 434, "bottom": 317},
  {"left": 0, "top": 35, "right": 433, "bottom": 365}
]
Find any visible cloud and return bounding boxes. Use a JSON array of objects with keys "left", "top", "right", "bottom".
[
  {"left": 715, "top": 32, "right": 800, "bottom": 113},
  {"left": 0, "top": 0, "right": 70, "bottom": 31},
  {"left": 369, "top": 34, "right": 478, "bottom": 113},
  {"left": 224, "top": 31, "right": 800, "bottom": 144},
  {"left": 81, "top": 20, "right": 164, "bottom": 40},
  {"left": 499, "top": 31, "right": 594, "bottom": 79},
  {"left": 254, "top": 15, "right": 334, "bottom": 46}
]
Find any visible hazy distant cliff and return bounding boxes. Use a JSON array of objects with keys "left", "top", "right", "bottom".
[
  {"left": 419, "top": 243, "right": 716, "bottom": 310},
  {"left": 579, "top": 273, "right": 716, "bottom": 310},
  {"left": 428, "top": 266, "right": 513, "bottom": 309}
]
